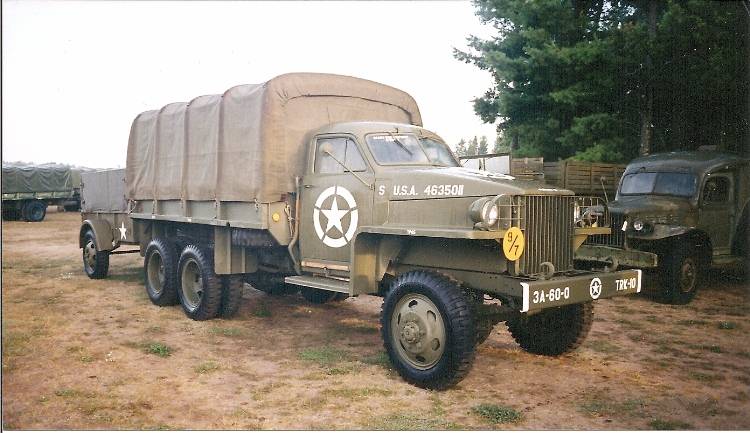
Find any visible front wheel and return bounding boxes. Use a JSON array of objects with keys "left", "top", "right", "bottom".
[
  {"left": 177, "top": 245, "right": 222, "bottom": 321},
  {"left": 506, "top": 302, "right": 593, "bottom": 356},
  {"left": 82, "top": 230, "right": 109, "bottom": 279},
  {"left": 662, "top": 247, "right": 700, "bottom": 305},
  {"left": 381, "top": 271, "right": 476, "bottom": 390}
]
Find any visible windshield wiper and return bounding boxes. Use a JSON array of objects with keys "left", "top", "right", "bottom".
[{"left": 388, "top": 133, "right": 413, "bottom": 155}]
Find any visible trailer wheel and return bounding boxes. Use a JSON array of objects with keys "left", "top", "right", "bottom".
[
  {"left": 82, "top": 229, "right": 109, "bottom": 279},
  {"left": 220, "top": 275, "right": 244, "bottom": 318},
  {"left": 144, "top": 238, "right": 178, "bottom": 306},
  {"left": 381, "top": 271, "right": 476, "bottom": 390},
  {"left": 177, "top": 245, "right": 222, "bottom": 321},
  {"left": 23, "top": 200, "right": 46, "bottom": 222},
  {"left": 506, "top": 302, "right": 594, "bottom": 356}
]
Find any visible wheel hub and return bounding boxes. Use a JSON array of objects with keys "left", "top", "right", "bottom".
[
  {"left": 401, "top": 321, "right": 423, "bottom": 344},
  {"left": 390, "top": 293, "right": 446, "bottom": 370}
]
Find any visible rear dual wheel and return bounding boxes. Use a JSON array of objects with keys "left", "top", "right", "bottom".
[
  {"left": 22, "top": 200, "right": 46, "bottom": 222},
  {"left": 144, "top": 241, "right": 243, "bottom": 319}
]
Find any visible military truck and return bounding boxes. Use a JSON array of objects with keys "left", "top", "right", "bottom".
[
  {"left": 2, "top": 164, "right": 82, "bottom": 222},
  {"left": 577, "top": 151, "right": 749, "bottom": 304},
  {"left": 79, "top": 73, "right": 642, "bottom": 389}
]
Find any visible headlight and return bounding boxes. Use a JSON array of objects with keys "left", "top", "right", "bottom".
[
  {"left": 469, "top": 197, "right": 501, "bottom": 228},
  {"left": 632, "top": 219, "right": 653, "bottom": 234},
  {"left": 482, "top": 201, "right": 499, "bottom": 226},
  {"left": 633, "top": 220, "right": 644, "bottom": 231}
]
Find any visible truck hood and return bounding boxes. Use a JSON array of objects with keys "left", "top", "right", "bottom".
[
  {"left": 608, "top": 195, "right": 693, "bottom": 219},
  {"left": 378, "top": 166, "right": 572, "bottom": 200}
]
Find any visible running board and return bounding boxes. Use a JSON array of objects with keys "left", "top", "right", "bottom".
[{"left": 284, "top": 275, "right": 349, "bottom": 294}]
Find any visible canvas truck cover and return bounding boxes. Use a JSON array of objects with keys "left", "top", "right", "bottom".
[
  {"left": 81, "top": 169, "right": 127, "bottom": 213},
  {"left": 2, "top": 165, "right": 74, "bottom": 195},
  {"left": 126, "top": 73, "right": 423, "bottom": 203}
]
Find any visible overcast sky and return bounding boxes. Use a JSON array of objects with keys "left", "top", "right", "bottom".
[{"left": 3, "top": 1, "right": 497, "bottom": 168}]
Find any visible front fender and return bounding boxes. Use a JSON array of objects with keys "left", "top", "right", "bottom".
[
  {"left": 630, "top": 224, "right": 693, "bottom": 240},
  {"left": 79, "top": 219, "right": 117, "bottom": 251}
]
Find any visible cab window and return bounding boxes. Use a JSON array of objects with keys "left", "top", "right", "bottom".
[
  {"left": 314, "top": 137, "right": 367, "bottom": 174},
  {"left": 702, "top": 176, "right": 730, "bottom": 204}
]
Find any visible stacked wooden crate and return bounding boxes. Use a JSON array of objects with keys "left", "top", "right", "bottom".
[{"left": 542, "top": 160, "right": 626, "bottom": 197}]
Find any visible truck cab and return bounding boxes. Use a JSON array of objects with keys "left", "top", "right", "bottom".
[{"left": 577, "top": 151, "right": 749, "bottom": 304}]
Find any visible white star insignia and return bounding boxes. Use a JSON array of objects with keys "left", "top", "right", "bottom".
[
  {"left": 118, "top": 222, "right": 127, "bottom": 240},
  {"left": 321, "top": 197, "right": 349, "bottom": 236}
]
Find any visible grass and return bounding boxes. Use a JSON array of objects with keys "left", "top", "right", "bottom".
[
  {"left": 718, "top": 321, "right": 737, "bottom": 330},
  {"left": 126, "top": 341, "right": 173, "bottom": 357},
  {"left": 209, "top": 326, "right": 244, "bottom": 337},
  {"left": 365, "top": 413, "right": 461, "bottom": 430},
  {"left": 587, "top": 340, "right": 622, "bottom": 354},
  {"left": 323, "top": 387, "right": 392, "bottom": 400},
  {"left": 299, "top": 346, "right": 351, "bottom": 366},
  {"left": 194, "top": 361, "right": 220, "bottom": 374},
  {"left": 252, "top": 303, "right": 272, "bottom": 318},
  {"left": 578, "top": 394, "right": 644, "bottom": 417},
  {"left": 361, "top": 351, "right": 392, "bottom": 368},
  {"left": 648, "top": 419, "right": 694, "bottom": 430},
  {"left": 472, "top": 404, "right": 523, "bottom": 424},
  {"left": 688, "top": 371, "right": 725, "bottom": 382}
]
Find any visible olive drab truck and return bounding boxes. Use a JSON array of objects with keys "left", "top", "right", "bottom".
[
  {"left": 3, "top": 164, "right": 83, "bottom": 222},
  {"left": 79, "top": 73, "right": 642, "bottom": 389},
  {"left": 577, "top": 151, "right": 750, "bottom": 304}
]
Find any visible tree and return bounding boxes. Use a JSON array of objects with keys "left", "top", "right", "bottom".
[
  {"left": 455, "top": 0, "right": 749, "bottom": 162},
  {"left": 455, "top": 138, "right": 468, "bottom": 156},
  {"left": 492, "top": 135, "right": 510, "bottom": 154},
  {"left": 478, "top": 136, "right": 489, "bottom": 154},
  {"left": 467, "top": 136, "right": 479, "bottom": 155}
]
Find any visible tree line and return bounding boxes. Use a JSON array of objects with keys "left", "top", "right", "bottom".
[{"left": 455, "top": 0, "right": 749, "bottom": 163}]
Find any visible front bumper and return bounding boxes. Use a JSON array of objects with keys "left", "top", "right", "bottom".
[
  {"left": 575, "top": 244, "right": 659, "bottom": 269},
  {"left": 521, "top": 269, "right": 642, "bottom": 313}
]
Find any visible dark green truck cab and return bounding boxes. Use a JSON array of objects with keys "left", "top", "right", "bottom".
[{"left": 577, "top": 151, "right": 749, "bottom": 304}]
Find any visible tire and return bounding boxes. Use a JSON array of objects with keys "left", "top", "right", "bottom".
[
  {"left": 23, "top": 200, "right": 46, "bottom": 222},
  {"left": 144, "top": 238, "right": 178, "bottom": 306},
  {"left": 662, "top": 246, "right": 700, "bottom": 305},
  {"left": 506, "top": 302, "right": 593, "bottom": 356},
  {"left": 177, "top": 244, "right": 223, "bottom": 321},
  {"left": 220, "top": 275, "right": 244, "bottom": 318},
  {"left": 82, "top": 229, "right": 109, "bottom": 279},
  {"left": 301, "top": 287, "right": 343, "bottom": 304},
  {"left": 381, "top": 270, "right": 476, "bottom": 390}
]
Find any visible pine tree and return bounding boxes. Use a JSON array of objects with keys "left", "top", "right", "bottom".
[
  {"left": 455, "top": 138, "right": 467, "bottom": 156},
  {"left": 467, "top": 136, "right": 479, "bottom": 156},
  {"left": 455, "top": 0, "right": 749, "bottom": 162},
  {"left": 478, "top": 136, "right": 489, "bottom": 154}
]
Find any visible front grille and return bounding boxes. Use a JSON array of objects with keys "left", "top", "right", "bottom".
[
  {"left": 586, "top": 212, "right": 626, "bottom": 248},
  {"left": 519, "top": 195, "right": 574, "bottom": 275}
]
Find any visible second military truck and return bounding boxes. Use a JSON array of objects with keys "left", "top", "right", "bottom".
[{"left": 80, "top": 73, "right": 642, "bottom": 389}]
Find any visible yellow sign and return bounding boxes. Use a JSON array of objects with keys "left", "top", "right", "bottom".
[{"left": 502, "top": 227, "right": 525, "bottom": 261}]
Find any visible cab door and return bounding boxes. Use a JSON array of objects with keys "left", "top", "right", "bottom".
[
  {"left": 299, "top": 135, "right": 374, "bottom": 273},
  {"left": 698, "top": 172, "right": 734, "bottom": 255}
]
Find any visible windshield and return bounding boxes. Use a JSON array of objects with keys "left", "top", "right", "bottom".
[
  {"left": 366, "top": 134, "right": 458, "bottom": 167},
  {"left": 619, "top": 172, "right": 697, "bottom": 198}
]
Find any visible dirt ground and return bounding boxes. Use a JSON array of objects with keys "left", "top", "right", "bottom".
[{"left": 2, "top": 211, "right": 749, "bottom": 430}]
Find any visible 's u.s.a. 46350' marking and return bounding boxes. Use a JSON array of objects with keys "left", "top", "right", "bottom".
[{"left": 381, "top": 184, "right": 465, "bottom": 196}]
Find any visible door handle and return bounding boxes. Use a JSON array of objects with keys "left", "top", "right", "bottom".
[{"left": 303, "top": 184, "right": 314, "bottom": 189}]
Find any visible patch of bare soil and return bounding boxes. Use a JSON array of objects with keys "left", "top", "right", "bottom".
[{"left": 2, "top": 212, "right": 749, "bottom": 429}]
